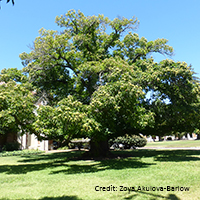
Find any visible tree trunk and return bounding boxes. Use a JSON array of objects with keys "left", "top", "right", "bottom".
[
  {"left": 89, "top": 139, "right": 110, "bottom": 157},
  {"left": 197, "top": 134, "right": 200, "bottom": 140}
]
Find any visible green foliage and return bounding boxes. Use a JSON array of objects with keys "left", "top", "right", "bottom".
[
  {"left": 18, "top": 10, "right": 200, "bottom": 155},
  {"left": 109, "top": 135, "right": 147, "bottom": 149},
  {"left": 57, "top": 146, "right": 69, "bottom": 150},
  {"left": 135, "top": 58, "right": 200, "bottom": 136},
  {"left": 88, "top": 58, "right": 154, "bottom": 139},
  {"left": 0, "top": 68, "right": 28, "bottom": 83},
  {"left": 2, "top": 141, "right": 20, "bottom": 151},
  {"left": 19, "top": 10, "right": 172, "bottom": 105},
  {"left": 194, "top": 129, "right": 200, "bottom": 139},
  {"left": 33, "top": 95, "right": 101, "bottom": 142},
  {"left": 194, "top": 129, "right": 200, "bottom": 134},
  {"left": 0, "top": 81, "right": 36, "bottom": 137},
  {"left": 67, "top": 142, "right": 76, "bottom": 149},
  {"left": 175, "top": 132, "right": 185, "bottom": 140}
]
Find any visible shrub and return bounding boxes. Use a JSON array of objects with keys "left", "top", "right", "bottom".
[
  {"left": 2, "top": 142, "right": 20, "bottom": 151},
  {"left": 109, "top": 135, "right": 147, "bottom": 149}
]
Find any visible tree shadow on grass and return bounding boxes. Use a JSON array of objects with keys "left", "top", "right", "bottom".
[
  {"left": 50, "top": 157, "right": 153, "bottom": 175},
  {"left": 0, "top": 155, "right": 153, "bottom": 175},
  {"left": 40, "top": 195, "right": 82, "bottom": 200},
  {"left": 0, "top": 149, "right": 200, "bottom": 175},
  {"left": 122, "top": 191, "right": 181, "bottom": 200},
  {"left": 152, "top": 150, "right": 200, "bottom": 162},
  {"left": 114, "top": 149, "right": 200, "bottom": 162},
  {"left": 1, "top": 196, "right": 82, "bottom": 200},
  {"left": 19, "top": 150, "right": 82, "bottom": 163},
  {"left": 18, "top": 149, "right": 200, "bottom": 163}
]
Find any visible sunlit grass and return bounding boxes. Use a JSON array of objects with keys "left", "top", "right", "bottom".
[
  {"left": 146, "top": 139, "right": 200, "bottom": 148},
  {"left": 0, "top": 149, "right": 200, "bottom": 200}
]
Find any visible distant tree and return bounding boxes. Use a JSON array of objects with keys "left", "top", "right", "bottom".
[{"left": 19, "top": 10, "right": 200, "bottom": 156}]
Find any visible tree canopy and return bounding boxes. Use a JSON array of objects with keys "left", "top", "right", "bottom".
[
  {"left": 2, "top": 10, "right": 200, "bottom": 156},
  {"left": 0, "top": 81, "right": 36, "bottom": 143}
]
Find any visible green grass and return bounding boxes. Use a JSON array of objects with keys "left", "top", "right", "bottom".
[
  {"left": 146, "top": 139, "right": 200, "bottom": 148},
  {"left": 0, "top": 149, "right": 44, "bottom": 157},
  {"left": 0, "top": 149, "right": 200, "bottom": 200}
]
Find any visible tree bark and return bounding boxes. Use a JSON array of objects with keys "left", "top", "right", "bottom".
[{"left": 89, "top": 139, "right": 110, "bottom": 157}]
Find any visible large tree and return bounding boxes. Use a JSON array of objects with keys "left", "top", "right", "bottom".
[
  {"left": 19, "top": 10, "right": 200, "bottom": 156},
  {"left": 20, "top": 10, "right": 173, "bottom": 104}
]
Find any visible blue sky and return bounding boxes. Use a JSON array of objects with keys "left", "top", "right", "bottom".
[{"left": 0, "top": 0, "right": 200, "bottom": 78}]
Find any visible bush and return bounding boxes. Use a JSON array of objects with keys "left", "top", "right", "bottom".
[
  {"left": 109, "top": 135, "right": 147, "bottom": 149},
  {"left": 2, "top": 142, "right": 20, "bottom": 151}
]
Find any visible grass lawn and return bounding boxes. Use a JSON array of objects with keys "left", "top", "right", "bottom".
[
  {"left": 145, "top": 139, "right": 200, "bottom": 148},
  {"left": 0, "top": 149, "right": 200, "bottom": 200}
]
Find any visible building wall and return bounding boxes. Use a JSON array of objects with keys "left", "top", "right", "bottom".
[{"left": 18, "top": 133, "right": 52, "bottom": 151}]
